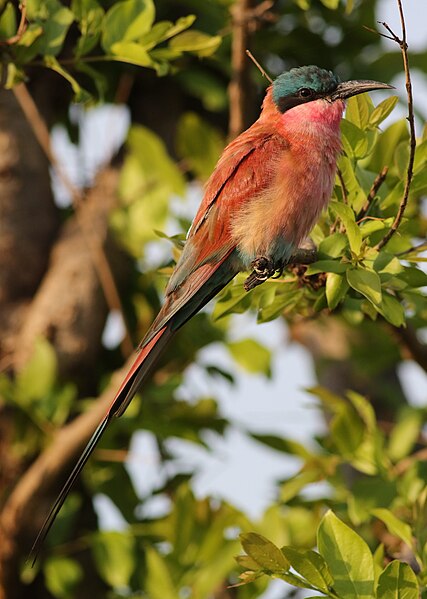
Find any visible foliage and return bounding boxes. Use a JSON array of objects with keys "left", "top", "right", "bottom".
[
  {"left": 237, "top": 388, "right": 427, "bottom": 596},
  {"left": 0, "top": 0, "right": 221, "bottom": 96}
]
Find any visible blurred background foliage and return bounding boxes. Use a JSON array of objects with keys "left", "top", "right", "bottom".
[{"left": 0, "top": 0, "right": 426, "bottom": 597}]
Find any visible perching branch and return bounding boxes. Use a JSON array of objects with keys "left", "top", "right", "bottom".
[
  {"left": 12, "top": 83, "right": 134, "bottom": 359},
  {"left": 373, "top": 1, "right": 416, "bottom": 250}
]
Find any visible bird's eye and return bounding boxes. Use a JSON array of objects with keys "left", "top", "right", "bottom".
[{"left": 298, "top": 88, "right": 313, "bottom": 98}]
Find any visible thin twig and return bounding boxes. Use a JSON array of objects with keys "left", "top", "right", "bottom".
[
  {"left": 397, "top": 241, "right": 427, "bottom": 257},
  {"left": 0, "top": 0, "right": 27, "bottom": 45},
  {"left": 13, "top": 83, "right": 134, "bottom": 358},
  {"left": 336, "top": 168, "right": 348, "bottom": 204},
  {"left": 374, "top": 2, "right": 416, "bottom": 250},
  {"left": 363, "top": 24, "right": 396, "bottom": 43},
  {"left": 245, "top": 49, "right": 273, "bottom": 83},
  {"left": 358, "top": 165, "right": 389, "bottom": 220}
]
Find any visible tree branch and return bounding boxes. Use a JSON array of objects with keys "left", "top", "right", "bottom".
[
  {"left": 13, "top": 83, "right": 134, "bottom": 358},
  {"left": 391, "top": 324, "right": 427, "bottom": 374},
  {"left": 228, "top": 0, "right": 255, "bottom": 140},
  {"left": 14, "top": 168, "right": 130, "bottom": 384},
  {"left": 357, "top": 165, "right": 389, "bottom": 221},
  {"left": 374, "top": 2, "right": 416, "bottom": 250}
]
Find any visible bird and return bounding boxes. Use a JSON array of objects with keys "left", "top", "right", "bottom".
[{"left": 30, "top": 65, "right": 392, "bottom": 562}]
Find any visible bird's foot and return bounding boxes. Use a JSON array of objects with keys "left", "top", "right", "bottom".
[{"left": 244, "top": 257, "right": 278, "bottom": 291}]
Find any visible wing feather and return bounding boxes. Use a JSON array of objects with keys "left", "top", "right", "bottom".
[{"left": 141, "top": 125, "right": 289, "bottom": 347}]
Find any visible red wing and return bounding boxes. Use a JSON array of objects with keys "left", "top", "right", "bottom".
[
  {"left": 141, "top": 126, "right": 289, "bottom": 346},
  {"left": 167, "top": 126, "right": 289, "bottom": 293}
]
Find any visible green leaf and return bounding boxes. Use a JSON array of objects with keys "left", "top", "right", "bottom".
[
  {"left": 305, "top": 260, "right": 348, "bottom": 275},
  {"left": 0, "top": 3, "right": 16, "bottom": 40},
  {"left": 326, "top": 272, "right": 349, "bottom": 309},
  {"left": 348, "top": 478, "right": 397, "bottom": 525},
  {"left": 331, "top": 403, "right": 365, "bottom": 456},
  {"left": 398, "top": 267, "right": 427, "bottom": 288},
  {"left": 329, "top": 201, "right": 362, "bottom": 254},
  {"left": 367, "top": 120, "right": 408, "bottom": 173},
  {"left": 376, "top": 560, "right": 419, "bottom": 599},
  {"left": 102, "top": 0, "right": 155, "bottom": 51},
  {"left": 169, "top": 30, "right": 221, "bottom": 57},
  {"left": 114, "top": 125, "right": 184, "bottom": 255},
  {"left": 212, "top": 285, "right": 252, "bottom": 320},
  {"left": 388, "top": 409, "right": 423, "bottom": 461},
  {"left": 394, "top": 141, "right": 409, "bottom": 178},
  {"left": 337, "top": 155, "right": 361, "bottom": 195},
  {"left": 176, "top": 112, "right": 224, "bottom": 181},
  {"left": 280, "top": 468, "right": 323, "bottom": 503},
  {"left": 110, "top": 41, "right": 154, "bottom": 66},
  {"left": 376, "top": 293, "right": 405, "bottom": 327},
  {"left": 235, "top": 554, "right": 261, "bottom": 571},
  {"left": 346, "top": 94, "right": 372, "bottom": 130},
  {"left": 347, "top": 268, "right": 382, "bottom": 306},
  {"left": 145, "top": 547, "right": 180, "bottom": 599},
  {"left": 139, "top": 15, "right": 196, "bottom": 48},
  {"left": 319, "top": 0, "right": 339, "bottom": 7},
  {"left": 92, "top": 531, "right": 136, "bottom": 588},
  {"left": 319, "top": 232, "right": 348, "bottom": 258},
  {"left": 17, "top": 337, "right": 57, "bottom": 402},
  {"left": 240, "top": 533, "right": 290, "bottom": 573},
  {"left": 72, "top": 0, "right": 104, "bottom": 57},
  {"left": 369, "top": 96, "right": 399, "bottom": 128},
  {"left": 227, "top": 339, "right": 271, "bottom": 376},
  {"left": 44, "top": 556, "right": 83, "bottom": 598},
  {"left": 281, "top": 547, "right": 334, "bottom": 593},
  {"left": 317, "top": 511, "right": 374, "bottom": 599},
  {"left": 372, "top": 509, "right": 414, "bottom": 550},
  {"left": 25, "top": 0, "right": 74, "bottom": 56},
  {"left": 341, "top": 119, "right": 368, "bottom": 159}
]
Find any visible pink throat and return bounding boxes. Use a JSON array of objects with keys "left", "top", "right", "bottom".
[
  {"left": 260, "top": 88, "right": 345, "bottom": 139},
  {"left": 278, "top": 98, "right": 345, "bottom": 137}
]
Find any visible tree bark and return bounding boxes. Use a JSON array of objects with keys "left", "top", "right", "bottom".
[{"left": 14, "top": 168, "right": 128, "bottom": 386}]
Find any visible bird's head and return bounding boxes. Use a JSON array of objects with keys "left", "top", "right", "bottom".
[{"left": 272, "top": 65, "right": 393, "bottom": 114}]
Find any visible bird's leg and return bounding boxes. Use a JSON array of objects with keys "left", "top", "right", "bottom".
[{"left": 244, "top": 257, "right": 278, "bottom": 291}]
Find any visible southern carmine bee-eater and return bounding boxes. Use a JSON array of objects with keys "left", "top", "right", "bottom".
[{"left": 30, "top": 65, "right": 392, "bottom": 561}]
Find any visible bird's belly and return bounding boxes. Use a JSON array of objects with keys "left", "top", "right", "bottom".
[{"left": 231, "top": 148, "right": 336, "bottom": 268}]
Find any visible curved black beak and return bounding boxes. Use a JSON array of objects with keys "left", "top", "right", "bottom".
[{"left": 330, "top": 79, "right": 395, "bottom": 101}]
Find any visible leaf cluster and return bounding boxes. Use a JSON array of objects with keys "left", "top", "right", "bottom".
[{"left": 0, "top": 0, "right": 221, "bottom": 98}]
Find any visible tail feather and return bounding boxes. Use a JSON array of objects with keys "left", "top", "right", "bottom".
[
  {"left": 29, "top": 325, "right": 172, "bottom": 565},
  {"left": 28, "top": 414, "right": 111, "bottom": 566},
  {"left": 29, "top": 253, "right": 239, "bottom": 564},
  {"left": 111, "top": 325, "right": 173, "bottom": 417}
]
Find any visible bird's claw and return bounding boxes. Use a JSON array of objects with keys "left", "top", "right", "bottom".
[{"left": 244, "top": 257, "right": 279, "bottom": 291}]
